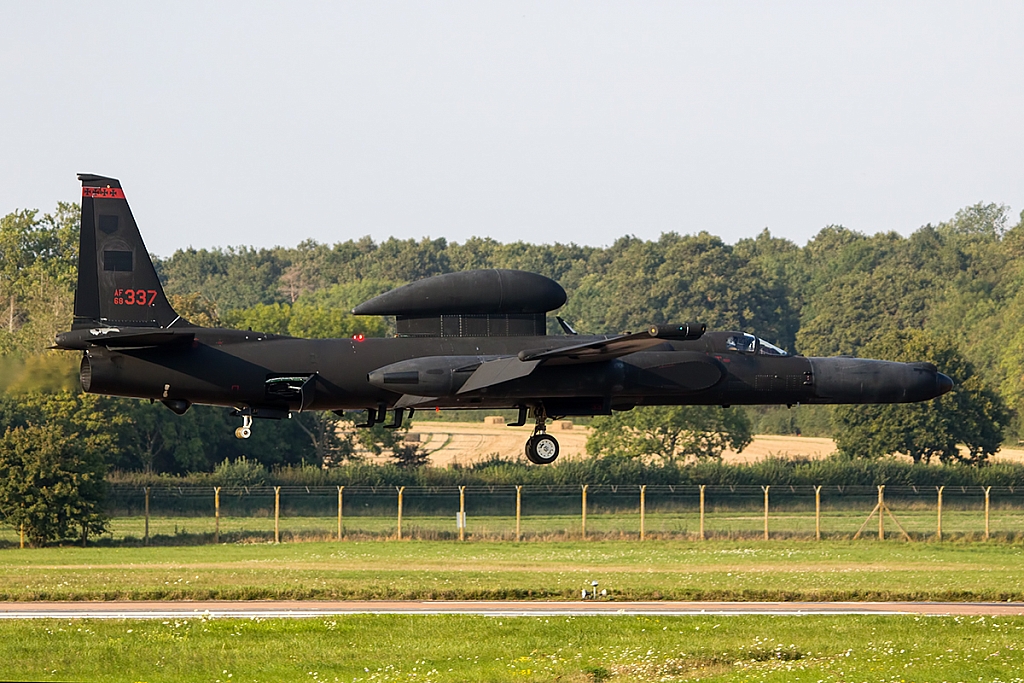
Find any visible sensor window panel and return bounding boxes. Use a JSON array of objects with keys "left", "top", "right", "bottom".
[
  {"left": 103, "top": 250, "right": 134, "bottom": 272},
  {"left": 98, "top": 215, "right": 119, "bottom": 234}
]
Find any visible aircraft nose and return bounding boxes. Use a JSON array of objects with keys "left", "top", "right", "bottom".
[{"left": 808, "top": 357, "right": 954, "bottom": 403}]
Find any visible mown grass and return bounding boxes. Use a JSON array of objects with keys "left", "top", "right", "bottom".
[
  {"left": 1, "top": 505, "right": 1017, "bottom": 547},
  {"left": 2, "top": 614, "right": 1023, "bottom": 682},
  {"left": 2, "top": 539, "right": 1024, "bottom": 602}
]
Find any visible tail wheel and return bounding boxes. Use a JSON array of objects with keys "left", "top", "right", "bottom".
[
  {"left": 235, "top": 426, "right": 252, "bottom": 439},
  {"left": 525, "top": 434, "right": 559, "bottom": 464}
]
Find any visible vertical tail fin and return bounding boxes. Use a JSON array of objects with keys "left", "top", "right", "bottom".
[{"left": 74, "top": 174, "right": 185, "bottom": 329}]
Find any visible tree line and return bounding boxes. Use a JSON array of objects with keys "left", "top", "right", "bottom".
[
  {"left": 0, "top": 202, "right": 1020, "bottom": 467},
  {"left": 1, "top": 199, "right": 1022, "bottom": 542}
]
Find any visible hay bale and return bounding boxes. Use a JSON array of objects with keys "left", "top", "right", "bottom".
[
  {"left": 553, "top": 420, "right": 573, "bottom": 430},
  {"left": 404, "top": 432, "right": 421, "bottom": 443},
  {"left": 484, "top": 416, "right": 505, "bottom": 425}
]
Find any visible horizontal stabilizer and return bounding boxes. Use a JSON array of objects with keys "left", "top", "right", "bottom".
[
  {"left": 54, "top": 327, "right": 195, "bottom": 350},
  {"left": 457, "top": 357, "right": 541, "bottom": 394}
]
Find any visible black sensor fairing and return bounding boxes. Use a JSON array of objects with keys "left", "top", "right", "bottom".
[{"left": 353, "top": 270, "right": 566, "bottom": 316}]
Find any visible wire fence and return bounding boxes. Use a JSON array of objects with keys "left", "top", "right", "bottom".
[{"left": 12, "top": 483, "right": 1012, "bottom": 546}]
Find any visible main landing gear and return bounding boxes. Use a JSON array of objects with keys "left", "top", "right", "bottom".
[
  {"left": 235, "top": 414, "right": 252, "bottom": 440},
  {"left": 524, "top": 406, "right": 559, "bottom": 465}
]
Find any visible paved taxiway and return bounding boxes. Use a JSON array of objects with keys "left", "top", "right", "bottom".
[{"left": 1, "top": 601, "right": 1023, "bottom": 619}]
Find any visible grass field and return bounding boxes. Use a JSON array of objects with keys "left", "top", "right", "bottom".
[
  {"left": 1, "top": 614, "right": 1023, "bottom": 682},
  {"left": 2, "top": 539, "right": 1024, "bottom": 601}
]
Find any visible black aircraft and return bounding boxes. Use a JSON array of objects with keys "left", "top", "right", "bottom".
[{"left": 55, "top": 174, "right": 953, "bottom": 464}]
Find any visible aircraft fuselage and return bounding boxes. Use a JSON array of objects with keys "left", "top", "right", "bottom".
[{"left": 78, "top": 328, "right": 952, "bottom": 416}]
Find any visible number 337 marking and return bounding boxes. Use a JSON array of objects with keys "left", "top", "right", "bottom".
[{"left": 113, "top": 289, "right": 158, "bottom": 306}]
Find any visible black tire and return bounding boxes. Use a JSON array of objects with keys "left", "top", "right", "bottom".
[{"left": 525, "top": 434, "right": 560, "bottom": 464}]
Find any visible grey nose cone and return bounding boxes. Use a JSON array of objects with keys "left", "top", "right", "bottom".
[{"left": 809, "top": 357, "right": 954, "bottom": 404}]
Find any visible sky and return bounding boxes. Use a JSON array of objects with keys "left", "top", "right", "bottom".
[{"left": 1, "top": 2, "right": 1023, "bottom": 257}]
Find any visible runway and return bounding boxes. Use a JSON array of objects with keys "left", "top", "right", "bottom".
[{"left": 1, "top": 600, "right": 1024, "bottom": 619}]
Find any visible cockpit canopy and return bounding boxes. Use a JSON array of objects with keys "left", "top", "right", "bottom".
[{"left": 725, "top": 332, "right": 788, "bottom": 357}]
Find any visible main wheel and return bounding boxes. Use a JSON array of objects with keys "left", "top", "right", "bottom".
[
  {"left": 235, "top": 426, "right": 251, "bottom": 439},
  {"left": 525, "top": 434, "right": 559, "bottom": 464}
]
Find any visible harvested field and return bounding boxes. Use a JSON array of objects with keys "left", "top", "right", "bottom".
[
  {"left": 398, "top": 421, "right": 1024, "bottom": 465},
  {"left": 403, "top": 421, "right": 838, "bottom": 466}
]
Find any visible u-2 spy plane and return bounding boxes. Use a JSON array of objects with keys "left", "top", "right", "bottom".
[{"left": 55, "top": 175, "right": 953, "bottom": 464}]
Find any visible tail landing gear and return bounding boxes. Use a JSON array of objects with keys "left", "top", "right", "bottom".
[
  {"left": 235, "top": 414, "right": 253, "bottom": 439},
  {"left": 525, "top": 407, "right": 560, "bottom": 465},
  {"left": 230, "top": 407, "right": 288, "bottom": 438}
]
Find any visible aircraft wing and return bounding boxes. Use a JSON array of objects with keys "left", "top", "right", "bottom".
[
  {"left": 518, "top": 323, "right": 705, "bottom": 365},
  {"left": 457, "top": 357, "right": 541, "bottom": 394},
  {"left": 457, "top": 323, "right": 705, "bottom": 394}
]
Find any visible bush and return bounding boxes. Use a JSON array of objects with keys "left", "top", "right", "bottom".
[
  {"left": 212, "top": 456, "right": 268, "bottom": 486},
  {"left": 110, "top": 454, "right": 1024, "bottom": 489}
]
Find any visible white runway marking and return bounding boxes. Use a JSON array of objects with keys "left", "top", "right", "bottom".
[{"left": 1, "top": 601, "right": 1023, "bottom": 619}]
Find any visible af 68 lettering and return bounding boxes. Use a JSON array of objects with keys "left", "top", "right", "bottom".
[{"left": 113, "top": 289, "right": 157, "bottom": 306}]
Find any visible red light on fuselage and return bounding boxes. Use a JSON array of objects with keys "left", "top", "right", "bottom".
[{"left": 353, "top": 333, "right": 365, "bottom": 342}]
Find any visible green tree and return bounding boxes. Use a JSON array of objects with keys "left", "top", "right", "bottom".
[
  {"left": 355, "top": 422, "right": 402, "bottom": 456},
  {"left": 290, "top": 411, "right": 419, "bottom": 467},
  {"left": 292, "top": 411, "right": 355, "bottom": 466},
  {"left": 558, "top": 232, "right": 795, "bottom": 348},
  {"left": 220, "top": 302, "right": 387, "bottom": 338},
  {"left": 587, "top": 406, "right": 752, "bottom": 463},
  {"left": 115, "top": 401, "right": 322, "bottom": 474},
  {"left": 833, "top": 330, "right": 1008, "bottom": 464},
  {"left": 0, "top": 423, "right": 107, "bottom": 546},
  {"left": 390, "top": 443, "right": 429, "bottom": 469},
  {"left": 0, "top": 203, "right": 78, "bottom": 354},
  {"left": 221, "top": 302, "right": 292, "bottom": 334},
  {"left": 119, "top": 400, "right": 215, "bottom": 473},
  {"left": 0, "top": 391, "right": 128, "bottom": 455},
  {"left": 167, "top": 293, "right": 221, "bottom": 327},
  {"left": 288, "top": 303, "right": 386, "bottom": 339}
]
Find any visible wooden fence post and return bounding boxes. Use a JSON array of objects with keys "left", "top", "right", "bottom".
[
  {"left": 814, "top": 485, "right": 822, "bottom": 541},
  {"left": 515, "top": 485, "right": 522, "bottom": 541},
  {"left": 762, "top": 485, "right": 770, "bottom": 540},
  {"left": 581, "top": 485, "right": 588, "bottom": 540},
  {"left": 274, "top": 486, "right": 281, "bottom": 544},
  {"left": 459, "top": 485, "right": 466, "bottom": 541},
  {"left": 337, "top": 486, "right": 344, "bottom": 541},
  {"left": 214, "top": 486, "right": 221, "bottom": 544},
  {"left": 397, "top": 486, "right": 405, "bottom": 540},
  {"left": 144, "top": 486, "right": 150, "bottom": 546},
  {"left": 639, "top": 485, "right": 646, "bottom": 541},
  {"left": 854, "top": 485, "right": 909, "bottom": 543},
  {"left": 984, "top": 486, "right": 991, "bottom": 541},
  {"left": 699, "top": 484, "right": 706, "bottom": 541},
  {"left": 937, "top": 486, "right": 944, "bottom": 541},
  {"left": 878, "top": 485, "right": 885, "bottom": 541},
  {"left": 19, "top": 522, "right": 24, "bottom": 550}
]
